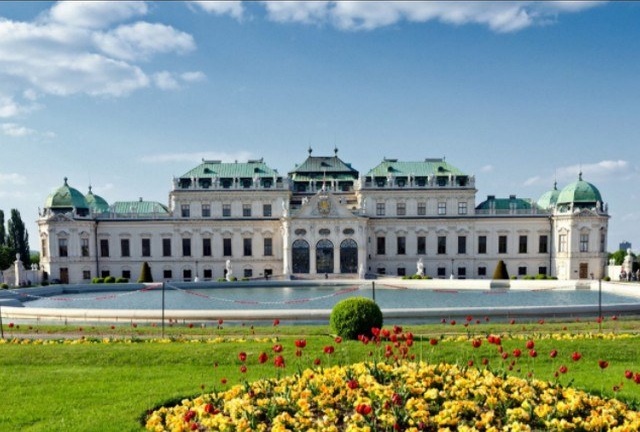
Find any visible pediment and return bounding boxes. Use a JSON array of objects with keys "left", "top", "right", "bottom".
[
  {"left": 47, "top": 213, "right": 75, "bottom": 223},
  {"left": 293, "top": 191, "right": 357, "bottom": 220}
]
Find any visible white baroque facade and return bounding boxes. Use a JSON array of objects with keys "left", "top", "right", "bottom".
[{"left": 38, "top": 150, "right": 609, "bottom": 283}]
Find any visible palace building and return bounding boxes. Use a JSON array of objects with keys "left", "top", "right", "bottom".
[{"left": 37, "top": 148, "right": 609, "bottom": 283}]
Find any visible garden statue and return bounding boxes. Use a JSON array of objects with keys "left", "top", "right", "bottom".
[
  {"left": 225, "top": 260, "right": 233, "bottom": 282},
  {"left": 416, "top": 258, "right": 424, "bottom": 277}
]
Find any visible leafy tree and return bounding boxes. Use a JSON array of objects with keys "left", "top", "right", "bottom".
[
  {"left": 492, "top": 260, "right": 510, "bottom": 280},
  {"left": 30, "top": 251, "right": 40, "bottom": 267},
  {"left": 608, "top": 249, "right": 634, "bottom": 266},
  {"left": 6, "top": 209, "right": 30, "bottom": 268},
  {"left": 0, "top": 209, "right": 5, "bottom": 246},
  {"left": 138, "top": 261, "right": 153, "bottom": 283},
  {"left": 0, "top": 245, "right": 12, "bottom": 270}
]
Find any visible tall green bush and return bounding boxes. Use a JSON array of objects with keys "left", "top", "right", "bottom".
[
  {"left": 138, "top": 261, "right": 153, "bottom": 283},
  {"left": 330, "top": 297, "right": 383, "bottom": 340},
  {"left": 492, "top": 260, "right": 510, "bottom": 280}
]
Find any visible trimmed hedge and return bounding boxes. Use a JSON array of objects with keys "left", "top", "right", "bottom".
[{"left": 330, "top": 297, "right": 383, "bottom": 340}]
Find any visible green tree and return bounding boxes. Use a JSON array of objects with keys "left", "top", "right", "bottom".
[
  {"left": 6, "top": 209, "right": 30, "bottom": 268},
  {"left": 609, "top": 249, "right": 634, "bottom": 266},
  {"left": 0, "top": 245, "right": 12, "bottom": 270},
  {"left": 0, "top": 209, "right": 5, "bottom": 246},
  {"left": 138, "top": 261, "right": 153, "bottom": 283}
]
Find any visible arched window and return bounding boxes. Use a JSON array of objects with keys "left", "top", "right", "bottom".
[
  {"left": 292, "top": 239, "right": 310, "bottom": 273},
  {"left": 316, "top": 239, "right": 334, "bottom": 274},
  {"left": 340, "top": 239, "right": 358, "bottom": 273}
]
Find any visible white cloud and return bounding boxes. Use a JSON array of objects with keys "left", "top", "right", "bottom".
[
  {"left": 557, "top": 160, "right": 635, "bottom": 183},
  {"left": 191, "top": 1, "right": 244, "bottom": 20},
  {"left": 47, "top": 1, "right": 148, "bottom": 29},
  {"left": 0, "top": 172, "right": 27, "bottom": 185},
  {"left": 141, "top": 151, "right": 255, "bottom": 164},
  {"left": 0, "top": 96, "right": 23, "bottom": 118},
  {"left": 523, "top": 176, "right": 541, "bottom": 186},
  {"left": 1, "top": 122, "right": 35, "bottom": 137},
  {"left": 93, "top": 22, "right": 195, "bottom": 62},
  {"left": 260, "top": 1, "right": 604, "bottom": 33},
  {"left": 153, "top": 71, "right": 180, "bottom": 90},
  {"left": 480, "top": 164, "right": 494, "bottom": 173},
  {"left": 181, "top": 71, "right": 206, "bottom": 83}
]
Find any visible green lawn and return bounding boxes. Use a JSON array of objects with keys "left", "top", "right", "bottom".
[{"left": 1, "top": 319, "right": 639, "bottom": 431}]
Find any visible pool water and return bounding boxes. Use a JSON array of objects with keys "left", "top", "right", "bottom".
[{"left": 22, "top": 284, "right": 638, "bottom": 311}]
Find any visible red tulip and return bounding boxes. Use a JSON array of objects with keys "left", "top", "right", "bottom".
[
  {"left": 221, "top": 378, "right": 227, "bottom": 384},
  {"left": 513, "top": 348, "right": 522, "bottom": 358},
  {"left": 625, "top": 370, "right": 633, "bottom": 380},
  {"left": 273, "top": 344, "right": 283, "bottom": 353},
  {"left": 218, "top": 319, "right": 224, "bottom": 325},
  {"left": 391, "top": 393, "right": 403, "bottom": 406},
  {"left": 356, "top": 404, "right": 372, "bottom": 416},
  {"left": 273, "top": 319, "right": 280, "bottom": 326},
  {"left": 381, "top": 328, "right": 391, "bottom": 339},
  {"left": 258, "top": 352, "right": 268, "bottom": 364},
  {"left": 634, "top": 373, "right": 640, "bottom": 384},
  {"left": 324, "top": 345, "right": 335, "bottom": 354},
  {"left": 347, "top": 379, "right": 358, "bottom": 390},
  {"left": 334, "top": 336, "right": 343, "bottom": 344},
  {"left": 529, "top": 349, "right": 538, "bottom": 358},
  {"left": 598, "top": 359, "right": 609, "bottom": 369},
  {"left": 572, "top": 352, "right": 582, "bottom": 362},
  {"left": 429, "top": 338, "right": 438, "bottom": 346},
  {"left": 295, "top": 339, "right": 307, "bottom": 349},
  {"left": 525, "top": 340, "right": 535, "bottom": 350},
  {"left": 238, "top": 352, "right": 247, "bottom": 362},
  {"left": 393, "top": 325, "right": 403, "bottom": 334},
  {"left": 550, "top": 349, "right": 558, "bottom": 358},
  {"left": 274, "top": 355, "right": 285, "bottom": 368},
  {"left": 471, "top": 339, "right": 482, "bottom": 349},
  {"left": 314, "top": 358, "right": 321, "bottom": 366},
  {"left": 239, "top": 365, "right": 247, "bottom": 373},
  {"left": 559, "top": 365, "right": 568, "bottom": 374}
]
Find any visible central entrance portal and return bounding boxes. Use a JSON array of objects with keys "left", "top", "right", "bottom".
[{"left": 316, "top": 239, "right": 334, "bottom": 274}]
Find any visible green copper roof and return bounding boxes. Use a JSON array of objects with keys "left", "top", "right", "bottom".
[
  {"left": 557, "top": 173, "right": 602, "bottom": 205},
  {"left": 365, "top": 158, "right": 466, "bottom": 177},
  {"left": 537, "top": 182, "right": 560, "bottom": 210},
  {"left": 85, "top": 186, "right": 109, "bottom": 213},
  {"left": 289, "top": 150, "right": 359, "bottom": 177},
  {"left": 110, "top": 200, "right": 170, "bottom": 215},
  {"left": 476, "top": 195, "right": 534, "bottom": 211},
  {"left": 45, "top": 178, "right": 89, "bottom": 210},
  {"left": 179, "top": 159, "right": 280, "bottom": 179}
]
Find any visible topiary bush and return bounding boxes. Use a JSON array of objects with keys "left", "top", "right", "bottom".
[
  {"left": 115, "top": 277, "right": 129, "bottom": 283},
  {"left": 104, "top": 276, "right": 116, "bottom": 284},
  {"left": 492, "top": 260, "right": 510, "bottom": 280},
  {"left": 1, "top": 283, "right": 8, "bottom": 289},
  {"left": 92, "top": 277, "right": 104, "bottom": 284},
  {"left": 138, "top": 261, "right": 153, "bottom": 283},
  {"left": 330, "top": 297, "right": 383, "bottom": 340}
]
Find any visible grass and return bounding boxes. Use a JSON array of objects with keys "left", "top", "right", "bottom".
[{"left": 1, "top": 317, "right": 639, "bottom": 431}]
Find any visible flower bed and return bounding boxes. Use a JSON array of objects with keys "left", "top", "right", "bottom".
[{"left": 146, "top": 360, "right": 640, "bottom": 431}]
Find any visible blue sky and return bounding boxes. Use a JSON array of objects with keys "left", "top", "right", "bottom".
[{"left": 1, "top": 1, "right": 639, "bottom": 252}]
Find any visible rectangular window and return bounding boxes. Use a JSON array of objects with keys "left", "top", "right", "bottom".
[
  {"left": 518, "top": 266, "right": 527, "bottom": 276},
  {"left": 244, "top": 268, "right": 253, "bottom": 278},
  {"left": 377, "top": 267, "right": 386, "bottom": 275},
  {"left": 243, "top": 204, "right": 251, "bottom": 217},
  {"left": 437, "top": 202, "right": 446, "bottom": 215},
  {"left": 580, "top": 234, "right": 589, "bottom": 252},
  {"left": 376, "top": 202, "right": 385, "bottom": 216},
  {"left": 417, "top": 236, "right": 426, "bottom": 255},
  {"left": 539, "top": 235, "right": 548, "bottom": 253},
  {"left": 263, "top": 204, "right": 272, "bottom": 217},
  {"left": 437, "top": 267, "right": 446, "bottom": 278},
  {"left": 397, "top": 267, "right": 406, "bottom": 276},
  {"left": 201, "top": 204, "right": 211, "bottom": 218},
  {"left": 120, "top": 239, "right": 130, "bottom": 257},
  {"left": 122, "top": 270, "right": 131, "bottom": 280},
  {"left": 202, "top": 238, "right": 212, "bottom": 257},
  {"left": 498, "top": 235, "right": 507, "bottom": 254},
  {"left": 458, "top": 267, "right": 466, "bottom": 279},
  {"left": 182, "top": 238, "right": 191, "bottom": 257},
  {"left": 162, "top": 238, "right": 171, "bottom": 257},
  {"left": 203, "top": 269, "right": 212, "bottom": 280},
  {"left": 42, "top": 239, "right": 47, "bottom": 257},
  {"left": 458, "top": 236, "right": 467, "bottom": 254},
  {"left": 80, "top": 238, "right": 89, "bottom": 257},
  {"left": 538, "top": 266, "right": 547, "bottom": 276},
  {"left": 222, "top": 204, "right": 231, "bottom": 217},
  {"left": 396, "top": 202, "right": 406, "bottom": 216},
  {"left": 183, "top": 269, "right": 192, "bottom": 282},
  {"left": 437, "top": 236, "right": 446, "bottom": 254},
  {"left": 223, "top": 238, "right": 232, "bottom": 256},
  {"left": 100, "top": 239, "right": 109, "bottom": 257},
  {"left": 478, "top": 236, "right": 487, "bottom": 254},
  {"left": 264, "top": 238, "right": 273, "bottom": 256},
  {"left": 397, "top": 236, "right": 406, "bottom": 255},
  {"left": 376, "top": 236, "right": 386, "bottom": 255},
  {"left": 600, "top": 232, "right": 606, "bottom": 253},
  {"left": 458, "top": 202, "right": 467, "bottom": 215},
  {"left": 142, "top": 238, "right": 151, "bottom": 257},
  {"left": 163, "top": 269, "right": 172, "bottom": 279},
  {"left": 478, "top": 266, "right": 487, "bottom": 277},
  {"left": 519, "top": 235, "right": 527, "bottom": 254},
  {"left": 82, "top": 270, "right": 91, "bottom": 280},
  {"left": 101, "top": 270, "right": 110, "bottom": 278},
  {"left": 243, "top": 238, "right": 252, "bottom": 256},
  {"left": 417, "top": 202, "right": 426, "bottom": 216},
  {"left": 559, "top": 234, "right": 567, "bottom": 253},
  {"left": 181, "top": 204, "right": 190, "bottom": 218}
]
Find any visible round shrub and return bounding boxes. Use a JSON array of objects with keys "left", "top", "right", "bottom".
[
  {"left": 104, "top": 276, "right": 116, "bottom": 284},
  {"left": 92, "top": 277, "right": 104, "bottom": 284},
  {"left": 330, "top": 297, "right": 383, "bottom": 340},
  {"left": 1, "top": 283, "right": 8, "bottom": 289},
  {"left": 115, "top": 277, "right": 129, "bottom": 283}
]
